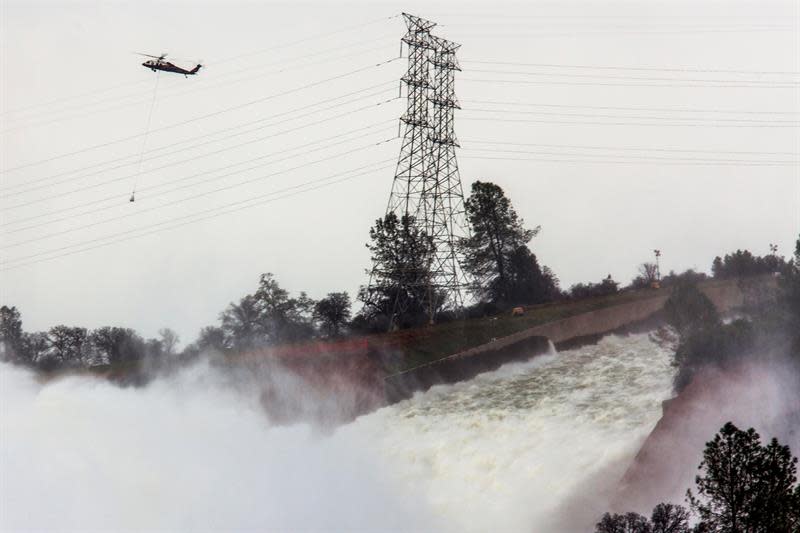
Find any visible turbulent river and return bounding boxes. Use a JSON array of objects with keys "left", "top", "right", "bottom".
[{"left": 0, "top": 332, "right": 676, "bottom": 532}]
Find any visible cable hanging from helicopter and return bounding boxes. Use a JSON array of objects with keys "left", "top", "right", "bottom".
[{"left": 129, "top": 53, "right": 203, "bottom": 203}]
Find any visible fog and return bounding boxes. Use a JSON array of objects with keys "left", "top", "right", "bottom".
[{"left": 0, "top": 360, "right": 439, "bottom": 531}]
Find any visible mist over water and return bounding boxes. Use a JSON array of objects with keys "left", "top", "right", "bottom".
[
  {"left": 0, "top": 362, "right": 436, "bottom": 531},
  {"left": 1, "top": 333, "right": 676, "bottom": 532}
]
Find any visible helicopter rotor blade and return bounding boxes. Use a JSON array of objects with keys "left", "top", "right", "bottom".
[{"left": 133, "top": 52, "right": 168, "bottom": 60}]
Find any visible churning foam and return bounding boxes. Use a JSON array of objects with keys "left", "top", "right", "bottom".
[{"left": 0, "top": 332, "right": 675, "bottom": 532}]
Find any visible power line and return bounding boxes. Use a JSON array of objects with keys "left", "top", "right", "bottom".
[
  {"left": 0, "top": 78, "right": 157, "bottom": 117},
  {"left": 0, "top": 14, "right": 400, "bottom": 118},
  {"left": 2, "top": 84, "right": 397, "bottom": 195},
  {"left": 430, "top": 13, "right": 794, "bottom": 20},
  {"left": 460, "top": 138, "right": 800, "bottom": 157},
  {"left": 4, "top": 34, "right": 391, "bottom": 122},
  {"left": 463, "top": 107, "right": 800, "bottom": 125},
  {"left": 460, "top": 146, "right": 799, "bottom": 164},
  {"left": 463, "top": 68, "right": 800, "bottom": 85},
  {"left": 0, "top": 57, "right": 402, "bottom": 175},
  {"left": 2, "top": 122, "right": 394, "bottom": 234},
  {"left": 459, "top": 115, "right": 800, "bottom": 127},
  {"left": 460, "top": 153, "right": 797, "bottom": 166},
  {"left": 2, "top": 39, "right": 398, "bottom": 133},
  {"left": 1, "top": 138, "right": 398, "bottom": 250},
  {"left": 1, "top": 160, "right": 396, "bottom": 270},
  {"left": 459, "top": 77, "right": 799, "bottom": 89},
  {"left": 448, "top": 28, "right": 799, "bottom": 38},
  {"left": 445, "top": 22, "right": 795, "bottom": 28},
  {"left": 211, "top": 14, "right": 400, "bottom": 65},
  {"left": 1, "top": 121, "right": 392, "bottom": 229},
  {"left": 461, "top": 99, "right": 800, "bottom": 116},
  {"left": 2, "top": 96, "right": 400, "bottom": 211},
  {"left": 459, "top": 59, "right": 800, "bottom": 76}
]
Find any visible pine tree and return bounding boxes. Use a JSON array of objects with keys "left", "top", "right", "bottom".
[{"left": 460, "top": 181, "right": 541, "bottom": 306}]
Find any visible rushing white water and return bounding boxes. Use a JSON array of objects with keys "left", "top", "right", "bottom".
[
  {"left": 0, "top": 332, "right": 675, "bottom": 532},
  {"left": 344, "top": 332, "right": 676, "bottom": 532}
]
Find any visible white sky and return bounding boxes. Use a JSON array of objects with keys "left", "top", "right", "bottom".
[{"left": 1, "top": 0, "right": 798, "bottom": 343}]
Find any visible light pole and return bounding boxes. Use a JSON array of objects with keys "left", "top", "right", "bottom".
[{"left": 654, "top": 249, "right": 662, "bottom": 283}]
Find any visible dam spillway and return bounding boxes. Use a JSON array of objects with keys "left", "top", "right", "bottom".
[{"left": 0, "top": 331, "right": 676, "bottom": 531}]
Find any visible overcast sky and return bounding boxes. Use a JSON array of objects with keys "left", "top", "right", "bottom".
[{"left": 1, "top": 0, "right": 798, "bottom": 343}]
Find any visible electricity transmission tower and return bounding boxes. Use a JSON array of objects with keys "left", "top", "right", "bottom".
[{"left": 368, "top": 13, "right": 470, "bottom": 326}]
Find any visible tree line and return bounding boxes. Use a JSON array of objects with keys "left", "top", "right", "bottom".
[
  {"left": 1, "top": 181, "right": 794, "bottom": 375},
  {"left": 0, "top": 276, "right": 356, "bottom": 374},
  {"left": 664, "top": 236, "right": 800, "bottom": 392},
  {"left": 0, "top": 309, "right": 182, "bottom": 373}
]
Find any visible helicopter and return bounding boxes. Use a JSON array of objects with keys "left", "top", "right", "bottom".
[{"left": 137, "top": 53, "right": 202, "bottom": 77}]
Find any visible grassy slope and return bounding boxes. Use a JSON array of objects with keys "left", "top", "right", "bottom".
[
  {"left": 370, "top": 278, "right": 740, "bottom": 373},
  {"left": 371, "top": 289, "right": 657, "bottom": 373}
]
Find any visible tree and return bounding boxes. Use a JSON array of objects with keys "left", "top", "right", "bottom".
[
  {"left": 687, "top": 422, "right": 800, "bottom": 532},
  {"left": 664, "top": 282, "right": 757, "bottom": 391},
  {"left": 145, "top": 338, "right": 164, "bottom": 359},
  {"left": 569, "top": 275, "right": 620, "bottom": 300},
  {"left": 502, "top": 245, "right": 561, "bottom": 305},
  {"left": 21, "top": 332, "right": 49, "bottom": 366},
  {"left": 600, "top": 274, "right": 619, "bottom": 295},
  {"left": 663, "top": 282, "right": 720, "bottom": 337},
  {"left": 220, "top": 294, "right": 266, "bottom": 352},
  {"left": 218, "top": 274, "right": 317, "bottom": 351},
  {"left": 158, "top": 328, "right": 180, "bottom": 357},
  {"left": 89, "top": 327, "right": 144, "bottom": 366},
  {"left": 358, "top": 213, "right": 434, "bottom": 329},
  {"left": 460, "top": 181, "right": 540, "bottom": 306},
  {"left": 777, "top": 234, "right": 800, "bottom": 357},
  {"left": 0, "top": 305, "right": 25, "bottom": 363},
  {"left": 253, "top": 273, "right": 316, "bottom": 343},
  {"left": 283, "top": 291, "right": 316, "bottom": 342},
  {"left": 650, "top": 503, "right": 690, "bottom": 533},
  {"left": 598, "top": 423, "right": 800, "bottom": 531},
  {"left": 712, "top": 256, "right": 724, "bottom": 278},
  {"left": 45, "top": 325, "right": 88, "bottom": 368},
  {"left": 660, "top": 269, "right": 708, "bottom": 288},
  {"left": 314, "top": 292, "right": 352, "bottom": 337},
  {"left": 195, "top": 326, "right": 227, "bottom": 353},
  {"left": 711, "top": 249, "right": 790, "bottom": 279},
  {"left": 595, "top": 504, "right": 690, "bottom": 533},
  {"left": 595, "top": 512, "right": 652, "bottom": 533},
  {"left": 631, "top": 263, "right": 660, "bottom": 289}
]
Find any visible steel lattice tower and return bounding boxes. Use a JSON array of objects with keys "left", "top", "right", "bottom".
[
  {"left": 425, "top": 35, "right": 470, "bottom": 310},
  {"left": 386, "top": 13, "right": 435, "bottom": 218},
  {"left": 370, "top": 13, "right": 470, "bottom": 325}
]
